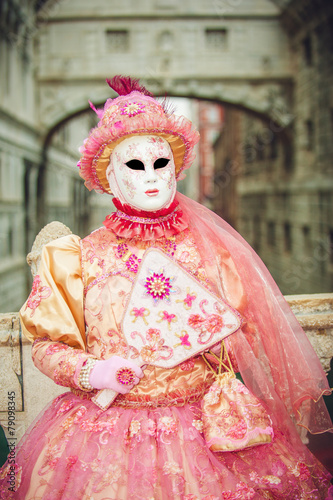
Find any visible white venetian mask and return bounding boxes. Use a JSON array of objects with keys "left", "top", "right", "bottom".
[{"left": 107, "top": 135, "right": 176, "bottom": 211}]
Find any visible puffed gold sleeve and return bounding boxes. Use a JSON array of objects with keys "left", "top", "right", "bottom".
[
  {"left": 20, "top": 234, "right": 86, "bottom": 349},
  {"left": 20, "top": 235, "right": 97, "bottom": 391}
]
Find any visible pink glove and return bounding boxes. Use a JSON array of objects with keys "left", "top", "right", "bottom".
[{"left": 89, "top": 356, "right": 144, "bottom": 394}]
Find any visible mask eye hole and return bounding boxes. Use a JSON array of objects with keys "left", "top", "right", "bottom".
[
  {"left": 154, "top": 158, "right": 170, "bottom": 170},
  {"left": 125, "top": 159, "right": 145, "bottom": 170}
]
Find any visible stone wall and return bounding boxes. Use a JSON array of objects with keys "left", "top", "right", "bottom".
[
  {"left": 0, "top": 313, "right": 67, "bottom": 444},
  {"left": 0, "top": 293, "right": 332, "bottom": 444},
  {"left": 0, "top": 9, "right": 112, "bottom": 313},
  {"left": 211, "top": 2, "right": 333, "bottom": 297}
]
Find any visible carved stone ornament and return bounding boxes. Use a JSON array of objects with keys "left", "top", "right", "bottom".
[{"left": 27, "top": 221, "right": 72, "bottom": 277}]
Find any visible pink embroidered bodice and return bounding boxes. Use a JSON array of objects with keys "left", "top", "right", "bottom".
[
  {"left": 20, "top": 227, "right": 218, "bottom": 407},
  {"left": 82, "top": 227, "right": 210, "bottom": 356}
]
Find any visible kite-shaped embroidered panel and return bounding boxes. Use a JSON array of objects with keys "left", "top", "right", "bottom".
[{"left": 93, "top": 248, "right": 242, "bottom": 409}]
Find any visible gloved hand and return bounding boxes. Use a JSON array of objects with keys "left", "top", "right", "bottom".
[{"left": 89, "top": 355, "right": 144, "bottom": 394}]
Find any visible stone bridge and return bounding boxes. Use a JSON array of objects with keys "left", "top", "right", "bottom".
[{"left": 36, "top": 0, "right": 293, "bottom": 137}]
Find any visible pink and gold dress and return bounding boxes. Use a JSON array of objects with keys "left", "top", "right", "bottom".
[{"left": 0, "top": 195, "right": 332, "bottom": 500}]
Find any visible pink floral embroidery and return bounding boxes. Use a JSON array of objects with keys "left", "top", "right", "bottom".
[
  {"left": 162, "top": 461, "right": 183, "bottom": 476},
  {"left": 179, "top": 359, "right": 195, "bottom": 371},
  {"left": 120, "top": 101, "right": 145, "bottom": 117},
  {"left": 45, "top": 344, "right": 66, "bottom": 355},
  {"left": 73, "top": 406, "right": 88, "bottom": 423},
  {"left": 250, "top": 472, "right": 281, "bottom": 486},
  {"left": 203, "top": 383, "right": 221, "bottom": 405},
  {"left": 25, "top": 275, "right": 51, "bottom": 317},
  {"left": 147, "top": 136, "right": 164, "bottom": 144},
  {"left": 146, "top": 328, "right": 161, "bottom": 342},
  {"left": 192, "top": 419, "right": 204, "bottom": 432},
  {"left": 53, "top": 350, "right": 87, "bottom": 389},
  {"left": 117, "top": 240, "right": 141, "bottom": 272},
  {"left": 262, "top": 475, "right": 282, "bottom": 485},
  {"left": 56, "top": 400, "right": 74, "bottom": 416},
  {"left": 222, "top": 482, "right": 255, "bottom": 500},
  {"left": 145, "top": 419, "right": 156, "bottom": 436},
  {"left": 139, "top": 328, "right": 173, "bottom": 363},
  {"left": 66, "top": 456, "right": 78, "bottom": 471},
  {"left": 101, "top": 104, "right": 118, "bottom": 125},
  {"left": 129, "top": 420, "right": 141, "bottom": 437},
  {"left": 230, "top": 378, "right": 249, "bottom": 394},
  {"left": 61, "top": 416, "right": 75, "bottom": 431},
  {"left": 95, "top": 464, "right": 122, "bottom": 490},
  {"left": 144, "top": 272, "right": 172, "bottom": 301},
  {"left": 47, "top": 458, "right": 60, "bottom": 470},
  {"left": 188, "top": 300, "right": 224, "bottom": 344},
  {"left": 249, "top": 471, "right": 259, "bottom": 483},
  {"left": 271, "top": 460, "right": 287, "bottom": 477},
  {"left": 298, "top": 462, "right": 312, "bottom": 481},
  {"left": 79, "top": 415, "right": 119, "bottom": 433},
  {"left": 157, "top": 416, "right": 177, "bottom": 435},
  {"left": 188, "top": 313, "right": 223, "bottom": 335},
  {"left": 289, "top": 462, "right": 312, "bottom": 480},
  {"left": 226, "top": 418, "right": 247, "bottom": 440}
]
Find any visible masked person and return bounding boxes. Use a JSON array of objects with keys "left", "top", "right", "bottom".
[{"left": 0, "top": 76, "right": 332, "bottom": 500}]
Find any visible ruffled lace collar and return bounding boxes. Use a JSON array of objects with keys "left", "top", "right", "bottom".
[{"left": 103, "top": 198, "right": 188, "bottom": 241}]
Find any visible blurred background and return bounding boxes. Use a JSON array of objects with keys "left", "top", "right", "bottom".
[{"left": 0, "top": 0, "right": 332, "bottom": 312}]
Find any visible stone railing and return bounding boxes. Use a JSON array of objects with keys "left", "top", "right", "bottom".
[{"left": 0, "top": 293, "right": 332, "bottom": 443}]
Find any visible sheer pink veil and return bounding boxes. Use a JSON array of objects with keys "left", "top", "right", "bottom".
[{"left": 176, "top": 192, "right": 332, "bottom": 447}]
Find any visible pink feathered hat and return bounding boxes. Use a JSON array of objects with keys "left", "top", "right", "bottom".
[{"left": 78, "top": 76, "right": 200, "bottom": 194}]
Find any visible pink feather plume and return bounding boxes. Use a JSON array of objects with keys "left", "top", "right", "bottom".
[{"left": 106, "top": 75, "right": 154, "bottom": 97}]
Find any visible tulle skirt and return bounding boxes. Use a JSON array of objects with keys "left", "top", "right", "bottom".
[{"left": 0, "top": 392, "right": 331, "bottom": 500}]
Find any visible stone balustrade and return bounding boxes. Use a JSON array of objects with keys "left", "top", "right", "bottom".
[{"left": 0, "top": 293, "right": 332, "bottom": 443}]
